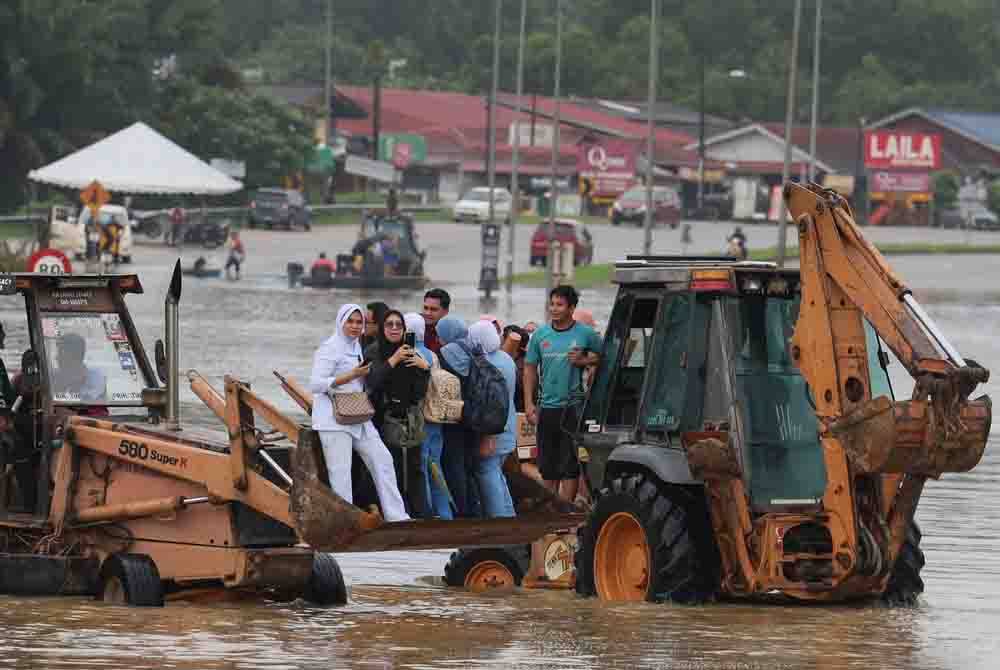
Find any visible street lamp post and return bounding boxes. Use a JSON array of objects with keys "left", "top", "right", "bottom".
[
  {"left": 544, "top": 0, "right": 563, "bottom": 314},
  {"left": 808, "top": 0, "right": 822, "bottom": 182},
  {"left": 643, "top": 0, "right": 659, "bottom": 256},
  {"left": 487, "top": 0, "right": 501, "bottom": 230},
  {"left": 506, "top": 0, "right": 527, "bottom": 294},
  {"left": 697, "top": 55, "right": 705, "bottom": 213},
  {"left": 324, "top": 0, "right": 332, "bottom": 145},
  {"left": 776, "top": 0, "right": 803, "bottom": 268}
]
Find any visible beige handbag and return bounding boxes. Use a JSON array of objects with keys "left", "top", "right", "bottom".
[
  {"left": 422, "top": 353, "right": 464, "bottom": 424},
  {"left": 331, "top": 391, "right": 375, "bottom": 425}
]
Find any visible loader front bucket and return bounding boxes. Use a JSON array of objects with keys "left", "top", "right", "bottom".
[
  {"left": 829, "top": 395, "right": 991, "bottom": 476},
  {"left": 289, "top": 429, "right": 586, "bottom": 552}
]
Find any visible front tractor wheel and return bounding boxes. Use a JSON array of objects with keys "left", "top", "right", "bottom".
[
  {"left": 882, "top": 521, "right": 925, "bottom": 606},
  {"left": 304, "top": 553, "right": 349, "bottom": 605},
  {"left": 444, "top": 546, "right": 530, "bottom": 592},
  {"left": 575, "top": 473, "right": 718, "bottom": 604},
  {"left": 97, "top": 553, "right": 164, "bottom": 607}
]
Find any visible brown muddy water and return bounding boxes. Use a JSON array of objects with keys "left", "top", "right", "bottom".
[{"left": 1, "top": 251, "right": 999, "bottom": 669}]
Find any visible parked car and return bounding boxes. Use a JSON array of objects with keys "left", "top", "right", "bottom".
[
  {"left": 610, "top": 186, "right": 681, "bottom": 228},
  {"left": 529, "top": 218, "right": 594, "bottom": 266},
  {"left": 935, "top": 207, "right": 965, "bottom": 229},
  {"left": 967, "top": 206, "right": 1000, "bottom": 231},
  {"left": 49, "top": 204, "right": 134, "bottom": 263},
  {"left": 247, "top": 188, "right": 312, "bottom": 230},
  {"left": 452, "top": 187, "right": 512, "bottom": 224}
]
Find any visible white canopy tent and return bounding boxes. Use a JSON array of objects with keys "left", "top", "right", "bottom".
[{"left": 28, "top": 122, "right": 242, "bottom": 195}]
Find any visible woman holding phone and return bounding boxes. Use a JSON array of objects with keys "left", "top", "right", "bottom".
[
  {"left": 309, "top": 303, "right": 409, "bottom": 521},
  {"left": 364, "top": 309, "right": 431, "bottom": 513}
]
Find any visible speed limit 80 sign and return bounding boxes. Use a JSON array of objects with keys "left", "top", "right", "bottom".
[{"left": 27, "top": 248, "right": 73, "bottom": 275}]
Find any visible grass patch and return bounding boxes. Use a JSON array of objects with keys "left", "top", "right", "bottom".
[
  {"left": 0, "top": 223, "right": 34, "bottom": 239},
  {"left": 510, "top": 242, "right": 1000, "bottom": 288}
]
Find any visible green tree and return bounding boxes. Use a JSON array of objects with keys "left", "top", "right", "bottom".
[{"left": 154, "top": 78, "right": 313, "bottom": 190}]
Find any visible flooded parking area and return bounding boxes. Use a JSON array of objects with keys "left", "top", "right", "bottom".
[{"left": 1, "top": 231, "right": 999, "bottom": 669}]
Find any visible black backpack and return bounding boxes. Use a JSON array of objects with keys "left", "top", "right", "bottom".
[{"left": 443, "top": 343, "right": 509, "bottom": 435}]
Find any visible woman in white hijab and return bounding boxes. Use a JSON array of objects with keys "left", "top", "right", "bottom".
[{"left": 309, "top": 303, "right": 409, "bottom": 522}]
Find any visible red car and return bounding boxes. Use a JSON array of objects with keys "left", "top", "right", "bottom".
[
  {"left": 529, "top": 219, "right": 594, "bottom": 266},
  {"left": 610, "top": 185, "right": 682, "bottom": 228}
]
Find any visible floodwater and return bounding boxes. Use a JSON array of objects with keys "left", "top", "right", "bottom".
[{"left": 2, "top": 239, "right": 1000, "bottom": 669}]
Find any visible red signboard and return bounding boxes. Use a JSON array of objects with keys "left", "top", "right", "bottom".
[
  {"left": 864, "top": 131, "right": 941, "bottom": 170},
  {"left": 871, "top": 171, "right": 931, "bottom": 193},
  {"left": 27, "top": 248, "right": 72, "bottom": 275},
  {"left": 577, "top": 140, "right": 640, "bottom": 197}
]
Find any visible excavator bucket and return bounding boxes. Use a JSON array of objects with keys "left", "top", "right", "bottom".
[
  {"left": 829, "top": 395, "right": 992, "bottom": 476},
  {"left": 289, "top": 426, "right": 585, "bottom": 553}
]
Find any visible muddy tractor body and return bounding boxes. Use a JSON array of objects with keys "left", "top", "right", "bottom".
[
  {"left": 0, "top": 268, "right": 582, "bottom": 606},
  {"left": 571, "top": 184, "right": 991, "bottom": 604}
]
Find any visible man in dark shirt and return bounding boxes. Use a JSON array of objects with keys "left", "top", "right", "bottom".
[{"left": 421, "top": 288, "right": 450, "bottom": 354}]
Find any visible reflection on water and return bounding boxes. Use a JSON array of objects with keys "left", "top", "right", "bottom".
[{"left": 1, "top": 256, "right": 999, "bottom": 669}]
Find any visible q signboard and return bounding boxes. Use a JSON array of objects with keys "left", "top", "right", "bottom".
[
  {"left": 864, "top": 131, "right": 941, "bottom": 170},
  {"left": 577, "top": 140, "right": 641, "bottom": 198}
]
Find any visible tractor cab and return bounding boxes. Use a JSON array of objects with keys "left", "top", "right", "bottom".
[
  {"left": 0, "top": 273, "right": 160, "bottom": 520},
  {"left": 577, "top": 257, "right": 838, "bottom": 514}
]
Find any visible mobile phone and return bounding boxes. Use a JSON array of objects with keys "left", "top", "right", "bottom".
[{"left": 404, "top": 332, "right": 416, "bottom": 348}]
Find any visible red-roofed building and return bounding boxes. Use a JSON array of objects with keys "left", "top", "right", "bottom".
[{"left": 686, "top": 123, "right": 863, "bottom": 220}]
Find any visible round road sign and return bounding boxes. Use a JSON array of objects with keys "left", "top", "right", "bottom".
[{"left": 27, "top": 248, "right": 73, "bottom": 275}]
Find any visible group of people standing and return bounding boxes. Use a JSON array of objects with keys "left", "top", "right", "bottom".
[{"left": 307, "top": 284, "right": 602, "bottom": 523}]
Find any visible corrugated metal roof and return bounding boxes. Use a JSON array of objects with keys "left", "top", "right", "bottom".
[{"left": 925, "top": 110, "right": 1000, "bottom": 150}]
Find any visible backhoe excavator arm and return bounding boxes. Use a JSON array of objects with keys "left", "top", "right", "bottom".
[
  {"left": 785, "top": 182, "right": 991, "bottom": 572},
  {"left": 785, "top": 182, "right": 989, "bottom": 423}
]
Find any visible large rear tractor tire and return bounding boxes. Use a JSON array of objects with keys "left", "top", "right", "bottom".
[
  {"left": 575, "top": 472, "right": 719, "bottom": 604},
  {"left": 444, "top": 546, "right": 530, "bottom": 592},
  {"left": 304, "top": 553, "right": 349, "bottom": 606},
  {"left": 882, "top": 522, "right": 925, "bottom": 606},
  {"left": 97, "top": 553, "right": 164, "bottom": 607}
]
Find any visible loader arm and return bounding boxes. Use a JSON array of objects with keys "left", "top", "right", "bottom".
[{"left": 784, "top": 182, "right": 991, "bottom": 570}]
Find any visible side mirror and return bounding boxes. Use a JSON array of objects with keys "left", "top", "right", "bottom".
[
  {"left": 155, "top": 339, "right": 168, "bottom": 384},
  {"left": 20, "top": 350, "right": 41, "bottom": 394}
]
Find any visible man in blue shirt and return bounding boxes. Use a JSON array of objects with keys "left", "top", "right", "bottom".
[{"left": 524, "top": 285, "right": 601, "bottom": 502}]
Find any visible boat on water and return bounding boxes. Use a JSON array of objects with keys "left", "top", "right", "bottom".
[{"left": 287, "top": 209, "right": 428, "bottom": 290}]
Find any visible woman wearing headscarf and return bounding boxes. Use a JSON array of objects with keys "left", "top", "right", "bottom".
[
  {"left": 364, "top": 309, "right": 431, "bottom": 515},
  {"left": 309, "top": 304, "right": 409, "bottom": 522},
  {"left": 403, "top": 312, "right": 453, "bottom": 520},
  {"left": 436, "top": 316, "right": 479, "bottom": 517},
  {"left": 467, "top": 320, "right": 517, "bottom": 518},
  {"left": 364, "top": 309, "right": 430, "bottom": 431},
  {"left": 363, "top": 301, "right": 390, "bottom": 349}
]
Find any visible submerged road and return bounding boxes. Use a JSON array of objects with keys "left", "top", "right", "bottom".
[{"left": 0, "top": 219, "right": 998, "bottom": 669}]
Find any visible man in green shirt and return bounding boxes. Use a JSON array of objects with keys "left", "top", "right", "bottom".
[{"left": 524, "top": 285, "right": 601, "bottom": 502}]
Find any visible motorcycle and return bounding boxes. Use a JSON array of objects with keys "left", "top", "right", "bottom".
[
  {"left": 166, "top": 218, "right": 229, "bottom": 249},
  {"left": 131, "top": 212, "right": 164, "bottom": 239}
]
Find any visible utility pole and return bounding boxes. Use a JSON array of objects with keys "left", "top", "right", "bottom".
[
  {"left": 643, "top": 0, "right": 659, "bottom": 256},
  {"left": 808, "top": 0, "right": 822, "bottom": 182},
  {"left": 545, "top": 0, "right": 563, "bottom": 312},
  {"left": 507, "top": 0, "right": 527, "bottom": 294},
  {"left": 697, "top": 54, "right": 705, "bottom": 212},
  {"left": 487, "top": 0, "right": 501, "bottom": 229},
  {"left": 776, "top": 0, "right": 803, "bottom": 268},
  {"left": 324, "top": 0, "right": 332, "bottom": 146}
]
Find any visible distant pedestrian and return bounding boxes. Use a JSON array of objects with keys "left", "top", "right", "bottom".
[
  {"left": 387, "top": 188, "right": 399, "bottom": 215},
  {"left": 225, "top": 231, "right": 245, "bottom": 280},
  {"left": 726, "top": 226, "right": 748, "bottom": 259},
  {"left": 168, "top": 206, "right": 186, "bottom": 247}
]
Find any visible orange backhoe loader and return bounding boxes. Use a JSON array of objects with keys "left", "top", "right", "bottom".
[
  {"left": 564, "top": 182, "right": 990, "bottom": 603},
  {"left": 0, "top": 264, "right": 582, "bottom": 606}
]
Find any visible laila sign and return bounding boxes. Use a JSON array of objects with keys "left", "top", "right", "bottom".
[{"left": 864, "top": 131, "right": 941, "bottom": 170}]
